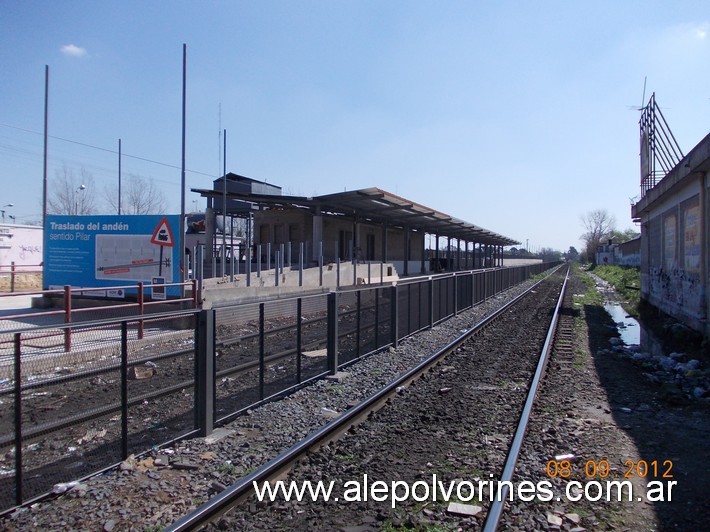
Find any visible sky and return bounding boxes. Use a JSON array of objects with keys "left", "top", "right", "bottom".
[{"left": 1, "top": 1, "right": 708, "bottom": 252}]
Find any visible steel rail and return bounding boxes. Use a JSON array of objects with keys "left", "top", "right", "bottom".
[
  {"left": 166, "top": 266, "right": 565, "bottom": 531},
  {"left": 482, "top": 265, "right": 569, "bottom": 531},
  {"left": 0, "top": 264, "right": 558, "bottom": 517}
]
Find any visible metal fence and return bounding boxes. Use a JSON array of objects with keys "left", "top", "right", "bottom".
[
  {"left": 0, "top": 311, "right": 199, "bottom": 511},
  {"left": 0, "top": 261, "right": 556, "bottom": 513}
]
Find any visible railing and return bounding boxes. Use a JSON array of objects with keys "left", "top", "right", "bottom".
[
  {"left": 0, "top": 262, "right": 558, "bottom": 513},
  {"left": 0, "top": 280, "right": 197, "bottom": 352},
  {"left": 192, "top": 238, "right": 508, "bottom": 289},
  {"left": 0, "top": 263, "right": 42, "bottom": 293}
]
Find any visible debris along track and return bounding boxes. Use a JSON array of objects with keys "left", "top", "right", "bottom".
[{"left": 167, "top": 267, "right": 568, "bottom": 531}]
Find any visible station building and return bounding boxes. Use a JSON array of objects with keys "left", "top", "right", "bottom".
[
  {"left": 632, "top": 101, "right": 710, "bottom": 336},
  {"left": 193, "top": 173, "right": 518, "bottom": 278}
]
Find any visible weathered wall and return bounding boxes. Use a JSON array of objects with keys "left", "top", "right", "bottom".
[
  {"left": 254, "top": 210, "right": 425, "bottom": 265},
  {"left": 0, "top": 223, "right": 43, "bottom": 268},
  {"left": 639, "top": 175, "right": 706, "bottom": 333}
]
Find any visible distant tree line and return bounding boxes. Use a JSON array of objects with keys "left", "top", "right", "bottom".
[
  {"left": 579, "top": 209, "right": 639, "bottom": 264},
  {"left": 46, "top": 165, "right": 167, "bottom": 216}
]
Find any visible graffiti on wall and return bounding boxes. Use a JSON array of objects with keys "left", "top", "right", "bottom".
[
  {"left": 683, "top": 204, "right": 700, "bottom": 272},
  {"left": 648, "top": 266, "right": 704, "bottom": 327},
  {"left": 663, "top": 214, "right": 677, "bottom": 271}
]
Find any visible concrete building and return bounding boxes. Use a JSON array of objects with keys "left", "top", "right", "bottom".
[
  {"left": 617, "top": 236, "right": 641, "bottom": 267},
  {"left": 193, "top": 177, "right": 518, "bottom": 278},
  {"left": 632, "top": 129, "right": 710, "bottom": 336},
  {"left": 595, "top": 236, "right": 641, "bottom": 267}
]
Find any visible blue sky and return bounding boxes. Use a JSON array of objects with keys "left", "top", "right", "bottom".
[{"left": 1, "top": 1, "right": 708, "bottom": 252}]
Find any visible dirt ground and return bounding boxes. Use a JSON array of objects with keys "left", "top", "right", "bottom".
[
  {"left": 559, "top": 268, "right": 710, "bottom": 530},
  {"left": 0, "top": 273, "right": 42, "bottom": 292}
]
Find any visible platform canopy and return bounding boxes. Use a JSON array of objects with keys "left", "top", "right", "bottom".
[{"left": 192, "top": 185, "right": 519, "bottom": 246}]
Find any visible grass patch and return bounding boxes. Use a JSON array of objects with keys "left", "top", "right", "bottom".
[
  {"left": 573, "top": 348, "right": 587, "bottom": 368},
  {"left": 217, "top": 461, "right": 238, "bottom": 475},
  {"left": 589, "top": 264, "right": 641, "bottom": 311}
]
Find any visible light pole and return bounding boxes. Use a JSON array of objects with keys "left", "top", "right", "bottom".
[
  {"left": 75, "top": 184, "right": 85, "bottom": 215},
  {"left": 2, "top": 203, "right": 13, "bottom": 223}
]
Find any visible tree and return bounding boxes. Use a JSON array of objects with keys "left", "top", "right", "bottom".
[
  {"left": 580, "top": 209, "right": 616, "bottom": 264},
  {"left": 539, "top": 247, "right": 561, "bottom": 261},
  {"left": 565, "top": 246, "right": 580, "bottom": 262},
  {"left": 608, "top": 228, "right": 639, "bottom": 244},
  {"left": 104, "top": 173, "right": 167, "bottom": 215},
  {"left": 47, "top": 165, "right": 98, "bottom": 215}
]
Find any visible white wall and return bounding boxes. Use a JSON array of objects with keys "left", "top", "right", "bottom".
[{"left": 0, "top": 224, "right": 43, "bottom": 268}]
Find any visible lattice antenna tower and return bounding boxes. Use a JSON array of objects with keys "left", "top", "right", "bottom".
[{"left": 639, "top": 92, "right": 684, "bottom": 197}]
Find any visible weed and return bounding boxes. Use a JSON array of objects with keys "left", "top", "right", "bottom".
[
  {"left": 589, "top": 264, "right": 641, "bottom": 312},
  {"left": 218, "top": 462, "right": 238, "bottom": 475}
]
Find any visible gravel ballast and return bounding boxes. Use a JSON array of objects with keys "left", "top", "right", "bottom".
[{"left": 3, "top": 277, "right": 541, "bottom": 531}]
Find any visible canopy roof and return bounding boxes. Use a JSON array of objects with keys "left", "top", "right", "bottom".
[{"left": 192, "top": 185, "right": 519, "bottom": 246}]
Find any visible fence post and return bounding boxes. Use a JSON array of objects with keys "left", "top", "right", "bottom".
[
  {"left": 296, "top": 298, "right": 302, "bottom": 383},
  {"left": 14, "top": 333, "right": 22, "bottom": 506},
  {"left": 299, "top": 242, "right": 304, "bottom": 287},
  {"left": 472, "top": 272, "right": 476, "bottom": 304},
  {"left": 195, "top": 309, "right": 215, "bottom": 437},
  {"left": 374, "top": 288, "right": 380, "bottom": 348},
  {"left": 407, "top": 283, "right": 412, "bottom": 334},
  {"left": 319, "top": 241, "right": 323, "bottom": 287},
  {"left": 390, "top": 284, "right": 399, "bottom": 348},
  {"left": 327, "top": 291, "right": 338, "bottom": 375},
  {"left": 259, "top": 303, "right": 265, "bottom": 399},
  {"left": 356, "top": 290, "right": 361, "bottom": 357},
  {"left": 137, "top": 282, "right": 144, "bottom": 339},
  {"left": 246, "top": 244, "right": 252, "bottom": 287},
  {"left": 197, "top": 244, "right": 204, "bottom": 293},
  {"left": 256, "top": 244, "right": 262, "bottom": 278},
  {"left": 10, "top": 261, "right": 15, "bottom": 293},
  {"left": 64, "top": 285, "right": 71, "bottom": 351},
  {"left": 454, "top": 273, "right": 459, "bottom": 316},
  {"left": 121, "top": 322, "right": 129, "bottom": 459},
  {"left": 429, "top": 278, "right": 434, "bottom": 328}
]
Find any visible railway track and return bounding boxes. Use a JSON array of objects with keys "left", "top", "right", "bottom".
[
  {"left": 0, "top": 265, "right": 554, "bottom": 515},
  {"left": 166, "top": 265, "right": 569, "bottom": 530}
]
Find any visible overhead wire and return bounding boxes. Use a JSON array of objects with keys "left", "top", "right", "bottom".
[{"left": 0, "top": 122, "right": 219, "bottom": 179}]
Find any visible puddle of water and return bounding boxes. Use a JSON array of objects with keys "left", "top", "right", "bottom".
[
  {"left": 594, "top": 274, "right": 665, "bottom": 354},
  {"left": 604, "top": 302, "right": 640, "bottom": 346}
]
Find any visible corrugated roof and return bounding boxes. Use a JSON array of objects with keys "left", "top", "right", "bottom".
[{"left": 191, "top": 186, "right": 519, "bottom": 246}]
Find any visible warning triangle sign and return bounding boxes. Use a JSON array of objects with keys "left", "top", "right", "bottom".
[{"left": 150, "top": 217, "right": 175, "bottom": 247}]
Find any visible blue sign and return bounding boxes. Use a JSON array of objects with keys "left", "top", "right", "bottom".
[{"left": 44, "top": 215, "right": 181, "bottom": 297}]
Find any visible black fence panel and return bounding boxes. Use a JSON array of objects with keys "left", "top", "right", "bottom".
[
  {"left": 0, "top": 311, "right": 198, "bottom": 512},
  {"left": 0, "top": 262, "right": 561, "bottom": 513},
  {"left": 337, "top": 291, "right": 359, "bottom": 365},
  {"left": 126, "top": 314, "right": 197, "bottom": 455},
  {"left": 213, "top": 302, "right": 262, "bottom": 417},
  {"left": 298, "top": 294, "right": 329, "bottom": 381},
  {"left": 261, "top": 298, "right": 300, "bottom": 399}
]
